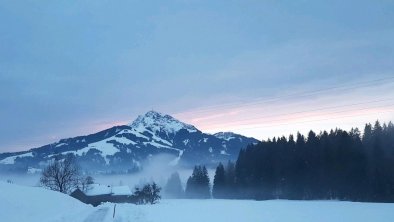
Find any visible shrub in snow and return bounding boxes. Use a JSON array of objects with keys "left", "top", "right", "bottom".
[{"left": 133, "top": 182, "right": 161, "bottom": 204}]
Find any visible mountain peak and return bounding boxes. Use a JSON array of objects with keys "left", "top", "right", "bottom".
[
  {"left": 143, "top": 110, "right": 166, "bottom": 118},
  {"left": 129, "top": 110, "right": 198, "bottom": 134}
]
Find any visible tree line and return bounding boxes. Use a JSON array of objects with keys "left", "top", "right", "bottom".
[
  {"left": 212, "top": 121, "right": 394, "bottom": 202},
  {"left": 165, "top": 121, "right": 394, "bottom": 202}
]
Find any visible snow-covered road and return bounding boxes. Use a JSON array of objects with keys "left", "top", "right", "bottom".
[{"left": 83, "top": 207, "right": 109, "bottom": 222}]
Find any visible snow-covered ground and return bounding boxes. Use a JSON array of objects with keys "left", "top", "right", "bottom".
[
  {"left": 2, "top": 181, "right": 394, "bottom": 222},
  {"left": 0, "top": 182, "right": 93, "bottom": 222},
  {"left": 108, "top": 200, "right": 394, "bottom": 222}
]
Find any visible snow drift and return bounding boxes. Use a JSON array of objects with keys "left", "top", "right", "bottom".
[{"left": 0, "top": 182, "right": 93, "bottom": 222}]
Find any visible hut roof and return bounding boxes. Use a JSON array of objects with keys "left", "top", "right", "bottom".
[{"left": 85, "top": 184, "right": 132, "bottom": 196}]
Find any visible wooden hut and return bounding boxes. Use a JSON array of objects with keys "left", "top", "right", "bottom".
[{"left": 70, "top": 184, "right": 133, "bottom": 206}]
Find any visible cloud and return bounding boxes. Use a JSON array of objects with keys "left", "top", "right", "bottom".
[{"left": 0, "top": 1, "right": 393, "bottom": 151}]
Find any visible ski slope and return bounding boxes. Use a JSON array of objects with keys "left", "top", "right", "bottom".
[{"left": 2, "top": 182, "right": 394, "bottom": 222}]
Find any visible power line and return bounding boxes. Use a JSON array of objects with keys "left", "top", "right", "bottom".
[
  {"left": 176, "top": 76, "right": 394, "bottom": 116},
  {"left": 217, "top": 108, "right": 394, "bottom": 131},
  {"left": 198, "top": 98, "right": 394, "bottom": 127}
]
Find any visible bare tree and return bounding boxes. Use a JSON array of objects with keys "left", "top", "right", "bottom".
[
  {"left": 40, "top": 154, "right": 81, "bottom": 194},
  {"left": 86, "top": 176, "right": 94, "bottom": 184},
  {"left": 80, "top": 175, "right": 95, "bottom": 192}
]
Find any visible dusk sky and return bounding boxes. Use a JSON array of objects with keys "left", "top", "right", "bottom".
[{"left": 1, "top": 0, "right": 394, "bottom": 152}]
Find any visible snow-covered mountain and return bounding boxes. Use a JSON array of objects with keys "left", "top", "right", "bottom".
[{"left": 0, "top": 111, "right": 258, "bottom": 173}]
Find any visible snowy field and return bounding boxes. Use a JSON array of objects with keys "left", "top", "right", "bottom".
[
  {"left": 107, "top": 200, "right": 394, "bottom": 222},
  {"left": 2, "top": 182, "right": 394, "bottom": 222}
]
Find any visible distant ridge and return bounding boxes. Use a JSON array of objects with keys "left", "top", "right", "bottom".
[{"left": 0, "top": 111, "right": 258, "bottom": 173}]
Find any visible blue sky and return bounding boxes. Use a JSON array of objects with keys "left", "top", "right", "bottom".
[{"left": 0, "top": 0, "right": 394, "bottom": 152}]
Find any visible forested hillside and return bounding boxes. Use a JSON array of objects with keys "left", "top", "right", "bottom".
[{"left": 212, "top": 121, "right": 394, "bottom": 202}]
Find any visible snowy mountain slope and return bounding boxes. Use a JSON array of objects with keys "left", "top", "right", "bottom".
[
  {"left": 0, "top": 182, "right": 94, "bottom": 222},
  {"left": 214, "top": 132, "right": 243, "bottom": 141},
  {"left": 0, "top": 111, "right": 258, "bottom": 173},
  {"left": 0, "top": 152, "right": 34, "bottom": 164}
]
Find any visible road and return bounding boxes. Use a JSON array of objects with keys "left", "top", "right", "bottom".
[{"left": 83, "top": 207, "right": 110, "bottom": 222}]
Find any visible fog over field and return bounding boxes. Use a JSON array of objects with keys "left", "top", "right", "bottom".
[{"left": 1, "top": 154, "right": 216, "bottom": 191}]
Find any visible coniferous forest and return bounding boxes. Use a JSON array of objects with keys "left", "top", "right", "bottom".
[{"left": 211, "top": 121, "right": 394, "bottom": 202}]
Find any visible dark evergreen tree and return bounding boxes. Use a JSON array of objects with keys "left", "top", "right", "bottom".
[
  {"left": 201, "top": 166, "right": 210, "bottom": 196},
  {"left": 225, "top": 160, "right": 236, "bottom": 198},
  {"left": 165, "top": 172, "right": 184, "bottom": 198},
  {"left": 185, "top": 165, "right": 211, "bottom": 198},
  {"left": 212, "top": 162, "right": 226, "bottom": 198}
]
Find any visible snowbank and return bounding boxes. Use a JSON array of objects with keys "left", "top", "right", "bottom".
[{"left": 0, "top": 182, "right": 93, "bottom": 222}]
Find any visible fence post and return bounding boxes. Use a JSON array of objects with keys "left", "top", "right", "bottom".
[{"left": 113, "top": 204, "right": 116, "bottom": 218}]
